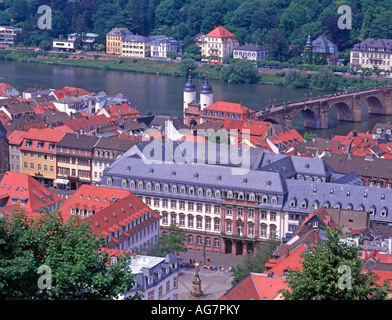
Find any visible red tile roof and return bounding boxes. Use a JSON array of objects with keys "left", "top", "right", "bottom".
[
  {"left": 86, "top": 193, "right": 160, "bottom": 248},
  {"left": 206, "top": 26, "right": 238, "bottom": 42},
  {"left": 59, "top": 185, "right": 133, "bottom": 220},
  {"left": 51, "top": 86, "right": 94, "bottom": 100},
  {"left": 104, "top": 103, "right": 140, "bottom": 118},
  {"left": 20, "top": 126, "right": 74, "bottom": 153},
  {"left": 7, "top": 129, "right": 27, "bottom": 145},
  {"left": 219, "top": 273, "right": 288, "bottom": 300},
  {"left": 32, "top": 102, "right": 59, "bottom": 114},
  {"left": 0, "top": 171, "right": 62, "bottom": 216},
  {"left": 0, "top": 110, "right": 10, "bottom": 125}
]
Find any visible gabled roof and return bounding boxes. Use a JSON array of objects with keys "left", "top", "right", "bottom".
[
  {"left": 219, "top": 273, "right": 288, "bottom": 300},
  {"left": 0, "top": 171, "right": 62, "bottom": 215},
  {"left": 58, "top": 185, "right": 132, "bottom": 220},
  {"left": 86, "top": 192, "right": 160, "bottom": 247},
  {"left": 7, "top": 129, "right": 27, "bottom": 145},
  {"left": 206, "top": 26, "right": 237, "bottom": 41}
]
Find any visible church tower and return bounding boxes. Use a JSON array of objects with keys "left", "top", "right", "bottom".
[
  {"left": 199, "top": 76, "right": 213, "bottom": 111},
  {"left": 183, "top": 72, "right": 196, "bottom": 113}
]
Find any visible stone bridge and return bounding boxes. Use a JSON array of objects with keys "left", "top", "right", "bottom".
[{"left": 256, "top": 85, "right": 392, "bottom": 130}]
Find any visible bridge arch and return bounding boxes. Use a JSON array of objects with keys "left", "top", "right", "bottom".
[
  {"left": 332, "top": 102, "right": 357, "bottom": 122},
  {"left": 365, "top": 96, "right": 385, "bottom": 115},
  {"left": 292, "top": 108, "right": 320, "bottom": 128}
]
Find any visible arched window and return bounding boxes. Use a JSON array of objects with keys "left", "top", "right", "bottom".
[
  {"left": 262, "top": 195, "right": 268, "bottom": 204},
  {"left": 215, "top": 190, "right": 221, "bottom": 198},
  {"left": 146, "top": 182, "right": 152, "bottom": 190},
  {"left": 188, "top": 235, "right": 194, "bottom": 244},
  {"left": 249, "top": 193, "right": 256, "bottom": 201},
  {"left": 270, "top": 225, "right": 277, "bottom": 239},
  {"left": 172, "top": 185, "right": 177, "bottom": 193},
  {"left": 163, "top": 184, "right": 169, "bottom": 192},
  {"left": 189, "top": 187, "right": 195, "bottom": 195},
  {"left": 205, "top": 237, "right": 211, "bottom": 247},
  {"left": 196, "top": 235, "right": 202, "bottom": 246},
  {"left": 130, "top": 180, "right": 136, "bottom": 188},
  {"left": 271, "top": 196, "right": 278, "bottom": 205},
  {"left": 155, "top": 183, "right": 160, "bottom": 191},
  {"left": 138, "top": 181, "right": 144, "bottom": 189},
  {"left": 107, "top": 177, "right": 112, "bottom": 186},
  {"left": 238, "top": 192, "right": 244, "bottom": 200},
  {"left": 206, "top": 189, "right": 212, "bottom": 197},
  {"left": 227, "top": 190, "right": 234, "bottom": 199},
  {"left": 198, "top": 188, "right": 203, "bottom": 196},
  {"left": 180, "top": 186, "right": 186, "bottom": 194},
  {"left": 260, "top": 223, "right": 268, "bottom": 237}
]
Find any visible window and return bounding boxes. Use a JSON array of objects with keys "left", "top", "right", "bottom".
[
  {"left": 211, "top": 218, "right": 219, "bottom": 231},
  {"left": 186, "top": 215, "right": 194, "bottom": 228},
  {"left": 154, "top": 198, "right": 159, "bottom": 207},
  {"left": 248, "top": 224, "right": 254, "bottom": 236},
  {"left": 271, "top": 196, "right": 278, "bottom": 205},
  {"left": 214, "top": 238, "right": 220, "bottom": 247},
  {"left": 179, "top": 215, "right": 185, "bottom": 226},
  {"left": 188, "top": 202, "right": 194, "bottom": 211},
  {"left": 226, "top": 222, "right": 232, "bottom": 233},
  {"left": 166, "top": 280, "right": 170, "bottom": 292},
  {"left": 158, "top": 286, "right": 163, "bottom": 298},
  {"left": 163, "top": 199, "right": 168, "bottom": 208},
  {"left": 188, "top": 235, "right": 193, "bottom": 244},
  {"left": 205, "top": 237, "right": 211, "bottom": 247},
  {"left": 197, "top": 236, "right": 202, "bottom": 245},
  {"left": 197, "top": 203, "right": 202, "bottom": 212},
  {"left": 148, "top": 291, "right": 154, "bottom": 300},
  {"left": 214, "top": 205, "right": 220, "bottom": 214},
  {"left": 205, "top": 219, "right": 211, "bottom": 230},
  {"left": 197, "top": 217, "right": 202, "bottom": 229},
  {"left": 162, "top": 214, "right": 168, "bottom": 225},
  {"left": 270, "top": 212, "right": 276, "bottom": 221},
  {"left": 171, "top": 200, "right": 176, "bottom": 209}
]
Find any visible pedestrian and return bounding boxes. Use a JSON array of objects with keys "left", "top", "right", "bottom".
[
  {"left": 207, "top": 255, "right": 210, "bottom": 262},
  {"left": 189, "top": 258, "right": 192, "bottom": 265},
  {"left": 193, "top": 259, "right": 195, "bottom": 264}
]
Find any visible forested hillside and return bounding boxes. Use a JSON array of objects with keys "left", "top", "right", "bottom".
[{"left": 1, "top": 0, "right": 392, "bottom": 62}]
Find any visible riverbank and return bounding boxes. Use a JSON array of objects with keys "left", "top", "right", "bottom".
[{"left": 2, "top": 49, "right": 389, "bottom": 91}]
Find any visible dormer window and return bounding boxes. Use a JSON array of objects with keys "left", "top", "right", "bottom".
[
  {"left": 381, "top": 208, "right": 388, "bottom": 217},
  {"left": 301, "top": 200, "right": 308, "bottom": 209}
]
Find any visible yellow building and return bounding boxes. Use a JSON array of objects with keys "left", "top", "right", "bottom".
[
  {"left": 122, "top": 34, "right": 151, "bottom": 58},
  {"left": 20, "top": 126, "right": 74, "bottom": 188},
  {"left": 106, "top": 28, "right": 133, "bottom": 55},
  {"left": 351, "top": 38, "right": 392, "bottom": 71},
  {"left": 200, "top": 26, "right": 239, "bottom": 63}
]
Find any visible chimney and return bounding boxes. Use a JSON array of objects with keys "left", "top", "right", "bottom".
[
  {"left": 314, "top": 228, "right": 319, "bottom": 243},
  {"left": 285, "top": 248, "right": 289, "bottom": 258}
]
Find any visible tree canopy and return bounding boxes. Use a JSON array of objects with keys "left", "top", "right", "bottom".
[
  {"left": 281, "top": 227, "right": 391, "bottom": 300},
  {"left": 2, "top": 0, "right": 391, "bottom": 62},
  {"left": 0, "top": 208, "right": 138, "bottom": 300}
]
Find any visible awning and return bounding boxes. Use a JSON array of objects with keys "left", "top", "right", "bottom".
[{"left": 55, "top": 178, "right": 69, "bottom": 185}]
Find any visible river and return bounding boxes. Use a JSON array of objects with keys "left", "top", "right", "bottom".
[{"left": 1, "top": 60, "right": 392, "bottom": 138}]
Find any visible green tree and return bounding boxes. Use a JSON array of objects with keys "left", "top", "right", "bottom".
[
  {"left": 310, "top": 68, "right": 338, "bottom": 91},
  {"left": 232, "top": 239, "right": 279, "bottom": 285},
  {"left": 143, "top": 225, "right": 187, "bottom": 256},
  {"left": 0, "top": 209, "right": 138, "bottom": 300},
  {"left": 284, "top": 70, "right": 310, "bottom": 89},
  {"left": 179, "top": 58, "right": 198, "bottom": 76},
  {"left": 221, "top": 59, "right": 260, "bottom": 84},
  {"left": 281, "top": 228, "right": 391, "bottom": 300},
  {"left": 304, "top": 131, "right": 318, "bottom": 141}
]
